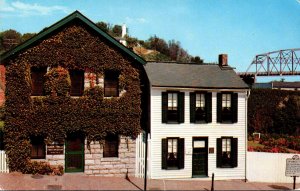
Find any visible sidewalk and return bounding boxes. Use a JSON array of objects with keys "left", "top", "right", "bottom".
[{"left": 0, "top": 173, "right": 297, "bottom": 190}]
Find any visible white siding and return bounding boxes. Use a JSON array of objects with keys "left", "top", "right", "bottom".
[{"left": 150, "top": 88, "right": 248, "bottom": 179}]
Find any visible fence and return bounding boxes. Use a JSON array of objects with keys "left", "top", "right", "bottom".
[
  {"left": 135, "top": 132, "right": 150, "bottom": 178},
  {"left": 247, "top": 152, "right": 299, "bottom": 183},
  {"left": 0, "top": 150, "right": 9, "bottom": 173}
]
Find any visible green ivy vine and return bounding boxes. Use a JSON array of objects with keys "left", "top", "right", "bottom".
[{"left": 3, "top": 23, "right": 146, "bottom": 172}]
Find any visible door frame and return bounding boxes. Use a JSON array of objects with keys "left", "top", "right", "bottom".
[
  {"left": 192, "top": 137, "right": 208, "bottom": 177},
  {"left": 65, "top": 133, "right": 85, "bottom": 173}
]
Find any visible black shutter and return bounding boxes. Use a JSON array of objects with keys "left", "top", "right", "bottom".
[
  {"left": 190, "top": 92, "right": 196, "bottom": 123},
  {"left": 217, "top": 93, "right": 222, "bottom": 123},
  {"left": 178, "top": 92, "right": 185, "bottom": 123},
  {"left": 231, "top": 138, "right": 238, "bottom": 167},
  {"left": 178, "top": 138, "right": 185, "bottom": 169},
  {"left": 162, "top": 139, "right": 168, "bottom": 169},
  {"left": 231, "top": 93, "right": 238, "bottom": 123},
  {"left": 216, "top": 138, "right": 222, "bottom": 168},
  {"left": 0, "top": 129, "right": 3, "bottom": 150},
  {"left": 162, "top": 92, "right": 168, "bottom": 123},
  {"left": 205, "top": 93, "right": 212, "bottom": 123}
]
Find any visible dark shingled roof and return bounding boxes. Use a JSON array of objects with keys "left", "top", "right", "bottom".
[{"left": 144, "top": 62, "right": 249, "bottom": 89}]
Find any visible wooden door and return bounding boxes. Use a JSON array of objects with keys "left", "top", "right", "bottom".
[
  {"left": 65, "top": 133, "right": 84, "bottom": 172},
  {"left": 192, "top": 137, "right": 208, "bottom": 177}
]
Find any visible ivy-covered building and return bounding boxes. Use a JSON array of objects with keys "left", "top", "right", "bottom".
[{"left": 0, "top": 11, "right": 149, "bottom": 176}]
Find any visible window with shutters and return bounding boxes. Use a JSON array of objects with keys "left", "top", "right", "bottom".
[
  {"left": 69, "top": 70, "right": 84, "bottom": 96},
  {"left": 216, "top": 137, "right": 238, "bottom": 168},
  {"left": 162, "top": 92, "right": 184, "bottom": 123},
  {"left": 31, "top": 67, "right": 47, "bottom": 96},
  {"left": 30, "top": 136, "right": 45, "bottom": 159},
  {"left": 190, "top": 92, "right": 212, "bottom": 123},
  {"left": 162, "top": 138, "right": 184, "bottom": 170},
  {"left": 104, "top": 71, "right": 119, "bottom": 97},
  {"left": 217, "top": 92, "right": 238, "bottom": 123},
  {"left": 103, "top": 134, "right": 119, "bottom": 158}
]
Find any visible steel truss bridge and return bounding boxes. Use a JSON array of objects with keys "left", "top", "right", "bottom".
[{"left": 238, "top": 48, "right": 300, "bottom": 84}]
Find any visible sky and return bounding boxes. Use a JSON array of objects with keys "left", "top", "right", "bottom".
[{"left": 0, "top": 0, "right": 300, "bottom": 82}]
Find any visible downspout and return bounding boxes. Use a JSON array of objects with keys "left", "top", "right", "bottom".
[
  {"left": 245, "top": 89, "right": 250, "bottom": 182},
  {"left": 144, "top": 131, "right": 148, "bottom": 191}
]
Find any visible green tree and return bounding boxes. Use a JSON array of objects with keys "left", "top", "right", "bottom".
[
  {"left": 21, "top": 33, "right": 36, "bottom": 42},
  {"left": 0, "top": 29, "right": 22, "bottom": 52},
  {"left": 96, "top": 21, "right": 110, "bottom": 33},
  {"left": 111, "top": 25, "right": 122, "bottom": 37}
]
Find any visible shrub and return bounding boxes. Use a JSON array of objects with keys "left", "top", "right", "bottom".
[{"left": 23, "top": 161, "right": 64, "bottom": 175}]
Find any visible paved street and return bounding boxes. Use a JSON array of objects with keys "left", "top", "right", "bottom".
[{"left": 0, "top": 173, "right": 298, "bottom": 190}]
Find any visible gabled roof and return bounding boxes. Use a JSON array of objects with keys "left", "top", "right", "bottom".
[
  {"left": 0, "top": 10, "right": 146, "bottom": 65},
  {"left": 144, "top": 62, "right": 249, "bottom": 89}
]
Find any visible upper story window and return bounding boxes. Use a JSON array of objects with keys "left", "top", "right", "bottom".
[
  {"left": 162, "top": 92, "right": 184, "bottom": 123},
  {"left": 162, "top": 138, "right": 184, "bottom": 170},
  {"left": 104, "top": 71, "right": 119, "bottom": 97},
  {"left": 103, "top": 134, "right": 119, "bottom": 158},
  {"left": 31, "top": 67, "right": 47, "bottom": 96},
  {"left": 69, "top": 70, "right": 84, "bottom": 96},
  {"left": 217, "top": 137, "right": 238, "bottom": 168},
  {"left": 217, "top": 92, "right": 238, "bottom": 123},
  {"left": 190, "top": 92, "right": 212, "bottom": 123},
  {"left": 30, "top": 136, "right": 45, "bottom": 159}
]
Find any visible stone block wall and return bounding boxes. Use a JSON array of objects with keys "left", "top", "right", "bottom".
[{"left": 84, "top": 136, "right": 136, "bottom": 177}]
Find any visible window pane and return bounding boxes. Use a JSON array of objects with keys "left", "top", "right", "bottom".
[
  {"left": 70, "top": 70, "right": 84, "bottom": 96},
  {"left": 227, "top": 139, "right": 231, "bottom": 151},
  {"left": 31, "top": 67, "right": 47, "bottom": 96},
  {"left": 173, "top": 94, "right": 177, "bottom": 107},
  {"left": 104, "top": 71, "right": 119, "bottom": 97},
  {"left": 30, "top": 136, "right": 45, "bottom": 159},
  {"left": 168, "top": 139, "right": 173, "bottom": 153},
  {"left": 103, "top": 135, "right": 119, "bottom": 157},
  {"left": 173, "top": 139, "right": 177, "bottom": 152},
  {"left": 200, "top": 94, "right": 205, "bottom": 107}
]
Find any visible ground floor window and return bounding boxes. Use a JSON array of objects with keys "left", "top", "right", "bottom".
[
  {"left": 103, "top": 134, "right": 119, "bottom": 158},
  {"left": 30, "top": 136, "right": 45, "bottom": 159},
  {"left": 217, "top": 137, "right": 238, "bottom": 168},
  {"left": 162, "top": 137, "right": 184, "bottom": 169}
]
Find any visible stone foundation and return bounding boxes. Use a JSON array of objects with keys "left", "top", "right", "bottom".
[
  {"left": 84, "top": 136, "right": 136, "bottom": 177},
  {"left": 33, "top": 136, "right": 135, "bottom": 176}
]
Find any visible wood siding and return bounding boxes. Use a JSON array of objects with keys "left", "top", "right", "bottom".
[{"left": 149, "top": 88, "right": 248, "bottom": 179}]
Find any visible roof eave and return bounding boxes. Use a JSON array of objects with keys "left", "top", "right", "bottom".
[{"left": 151, "top": 85, "right": 250, "bottom": 90}]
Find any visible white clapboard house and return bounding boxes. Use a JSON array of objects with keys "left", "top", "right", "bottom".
[{"left": 143, "top": 54, "right": 250, "bottom": 179}]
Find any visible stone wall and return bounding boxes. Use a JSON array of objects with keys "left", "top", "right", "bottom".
[{"left": 84, "top": 136, "right": 136, "bottom": 177}]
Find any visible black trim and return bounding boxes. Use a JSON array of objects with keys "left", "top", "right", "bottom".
[{"left": 190, "top": 92, "right": 196, "bottom": 123}]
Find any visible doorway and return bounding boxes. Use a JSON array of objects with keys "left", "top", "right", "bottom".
[
  {"left": 65, "top": 133, "right": 84, "bottom": 172},
  {"left": 192, "top": 137, "right": 208, "bottom": 177}
]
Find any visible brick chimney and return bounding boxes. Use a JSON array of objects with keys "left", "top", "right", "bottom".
[{"left": 219, "top": 54, "right": 228, "bottom": 67}]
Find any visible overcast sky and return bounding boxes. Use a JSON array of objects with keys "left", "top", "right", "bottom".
[{"left": 1, "top": 0, "right": 300, "bottom": 82}]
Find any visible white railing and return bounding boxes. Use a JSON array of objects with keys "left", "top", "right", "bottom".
[
  {"left": 135, "top": 132, "right": 150, "bottom": 178},
  {"left": 0, "top": 150, "right": 9, "bottom": 173}
]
